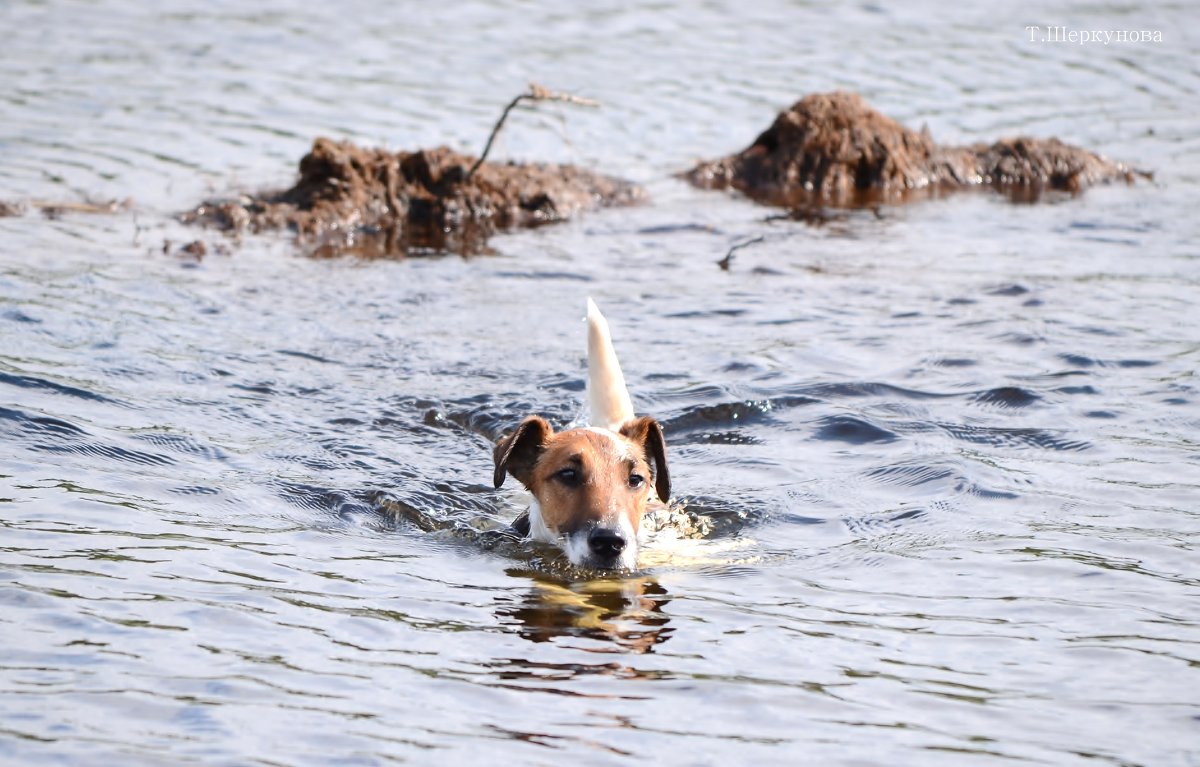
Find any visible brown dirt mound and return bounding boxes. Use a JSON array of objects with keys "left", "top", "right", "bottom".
[
  {"left": 685, "top": 91, "right": 1136, "bottom": 207},
  {"left": 183, "top": 138, "right": 643, "bottom": 256},
  {"left": 967, "top": 136, "right": 1132, "bottom": 195}
]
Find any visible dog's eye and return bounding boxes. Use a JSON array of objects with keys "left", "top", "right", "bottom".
[
  {"left": 628, "top": 473, "right": 645, "bottom": 489},
  {"left": 554, "top": 468, "right": 580, "bottom": 486}
]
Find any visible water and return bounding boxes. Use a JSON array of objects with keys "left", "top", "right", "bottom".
[{"left": 2, "top": 0, "right": 1199, "bottom": 764}]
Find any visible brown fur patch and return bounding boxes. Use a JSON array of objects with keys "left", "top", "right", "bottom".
[
  {"left": 495, "top": 417, "right": 672, "bottom": 542},
  {"left": 527, "top": 429, "right": 653, "bottom": 536},
  {"left": 618, "top": 417, "right": 671, "bottom": 503},
  {"left": 493, "top": 415, "right": 552, "bottom": 490}
]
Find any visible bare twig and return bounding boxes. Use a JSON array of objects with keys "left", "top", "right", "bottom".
[
  {"left": 717, "top": 235, "right": 765, "bottom": 271},
  {"left": 466, "top": 83, "right": 600, "bottom": 181},
  {"left": 31, "top": 199, "right": 129, "bottom": 214}
]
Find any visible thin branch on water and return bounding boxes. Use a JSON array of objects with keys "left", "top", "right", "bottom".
[
  {"left": 466, "top": 83, "right": 601, "bottom": 181},
  {"left": 718, "top": 235, "right": 765, "bottom": 271},
  {"left": 30, "top": 198, "right": 128, "bottom": 215}
]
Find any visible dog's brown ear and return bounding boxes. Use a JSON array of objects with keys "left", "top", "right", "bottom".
[
  {"left": 493, "top": 416, "right": 553, "bottom": 490},
  {"left": 619, "top": 416, "right": 670, "bottom": 502}
]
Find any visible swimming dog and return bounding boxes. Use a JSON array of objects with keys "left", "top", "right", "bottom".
[{"left": 493, "top": 299, "right": 670, "bottom": 570}]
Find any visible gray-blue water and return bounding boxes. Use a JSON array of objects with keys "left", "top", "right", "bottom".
[{"left": 2, "top": 1, "right": 1198, "bottom": 764}]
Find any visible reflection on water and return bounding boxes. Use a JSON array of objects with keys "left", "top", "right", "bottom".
[{"left": 497, "top": 573, "right": 672, "bottom": 654}]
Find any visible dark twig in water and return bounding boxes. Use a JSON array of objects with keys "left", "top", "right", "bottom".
[
  {"left": 718, "top": 235, "right": 765, "bottom": 271},
  {"left": 466, "top": 83, "right": 600, "bottom": 181}
]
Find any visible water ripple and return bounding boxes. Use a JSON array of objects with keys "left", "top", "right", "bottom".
[
  {"left": 1, "top": 0, "right": 1197, "bottom": 765},
  {"left": 814, "top": 415, "right": 900, "bottom": 445}
]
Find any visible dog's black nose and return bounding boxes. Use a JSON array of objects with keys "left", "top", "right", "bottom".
[{"left": 587, "top": 528, "right": 627, "bottom": 559}]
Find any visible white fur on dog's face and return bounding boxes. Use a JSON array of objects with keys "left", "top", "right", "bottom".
[
  {"left": 545, "top": 497, "right": 641, "bottom": 571},
  {"left": 494, "top": 416, "right": 670, "bottom": 571}
]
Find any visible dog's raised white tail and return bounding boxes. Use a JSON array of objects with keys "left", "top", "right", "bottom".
[{"left": 586, "top": 297, "right": 634, "bottom": 431}]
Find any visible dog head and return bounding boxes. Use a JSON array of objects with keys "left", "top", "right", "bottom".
[{"left": 494, "top": 416, "right": 670, "bottom": 570}]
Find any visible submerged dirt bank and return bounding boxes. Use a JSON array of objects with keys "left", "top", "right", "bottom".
[
  {"left": 686, "top": 92, "right": 1137, "bottom": 207},
  {"left": 183, "top": 138, "right": 642, "bottom": 256}
]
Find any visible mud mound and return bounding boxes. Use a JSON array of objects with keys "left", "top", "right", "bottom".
[
  {"left": 183, "top": 138, "right": 642, "bottom": 256},
  {"left": 686, "top": 91, "right": 1136, "bottom": 207},
  {"left": 968, "top": 136, "right": 1132, "bottom": 195}
]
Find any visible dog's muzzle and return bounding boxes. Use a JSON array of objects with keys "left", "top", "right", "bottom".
[
  {"left": 588, "top": 527, "right": 627, "bottom": 560},
  {"left": 565, "top": 524, "right": 635, "bottom": 570}
]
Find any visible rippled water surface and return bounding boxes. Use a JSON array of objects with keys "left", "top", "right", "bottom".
[{"left": 2, "top": 1, "right": 1199, "bottom": 764}]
